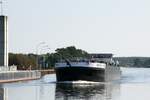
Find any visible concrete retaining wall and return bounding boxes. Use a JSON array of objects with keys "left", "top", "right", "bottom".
[{"left": 0, "top": 71, "right": 41, "bottom": 83}]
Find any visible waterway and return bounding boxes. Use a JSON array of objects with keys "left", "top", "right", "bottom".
[{"left": 0, "top": 68, "right": 150, "bottom": 100}]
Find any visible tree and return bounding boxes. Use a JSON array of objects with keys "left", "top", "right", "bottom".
[
  {"left": 143, "top": 59, "right": 150, "bottom": 68},
  {"left": 9, "top": 53, "right": 36, "bottom": 70},
  {"left": 46, "top": 46, "right": 89, "bottom": 67},
  {"left": 133, "top": 58, "right": 143, "bottom": 67},
  {"left": 55, "top": 46, "right": 88, "bottom": 59},
  {"left": 9, "top": 46, "right": 89, "bottom": 69}
]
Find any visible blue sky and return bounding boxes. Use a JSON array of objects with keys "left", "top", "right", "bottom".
[{"left": 6, "top": 0, "right": 150, "bottom": 56}]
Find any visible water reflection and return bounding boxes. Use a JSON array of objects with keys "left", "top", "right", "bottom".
[
  {"left": 0, "top": 82, "right": 120, "bottom": 100},
  {"left": 0, "top": 88, "right": 4, "bottom": 100},
  {"left": 0, "top": 83, "right": 56, "bottom": 100},
  {"left": 55, "top": 82, "right": 120, "bottom": 100},
  {"left": 0, "top": 68, "right": 150, "bottom": 100}
]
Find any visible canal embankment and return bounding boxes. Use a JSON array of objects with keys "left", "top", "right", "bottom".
[
  {"left": 0, "top": 66, "right": 41, "bottom": 83},
  {"left": 39, "top": 69, "right": 55, "bottom": 76},
  {"left": 0, "top": 70, "right": 41, "bottom": 83},
  {"left": 0, "top": 66, "right": 56, "bottom": 83}
]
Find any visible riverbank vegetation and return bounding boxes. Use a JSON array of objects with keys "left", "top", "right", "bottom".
[
  {"left": 114, "top": 57, "right": 150, "bottom": 67},
  {"left": 9, "top": 46, "right": 88, "bottom": 70},
  {"left": 9, "top": 46, "right": 150, "bottom": 70}
]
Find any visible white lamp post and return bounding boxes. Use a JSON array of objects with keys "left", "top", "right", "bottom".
[
  {"left": 36, "top": 42, "right": 46, "bottom": 70},
  {"left": 39, "top": 47, "right": 50, "bottom": 70}
]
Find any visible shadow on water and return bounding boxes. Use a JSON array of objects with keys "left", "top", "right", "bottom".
[
  {"left": 0, "top": 88, "right": 4, "bottom": 100},
  {"left": 55, "top": 82, "right": 120, "bottom": 100}
]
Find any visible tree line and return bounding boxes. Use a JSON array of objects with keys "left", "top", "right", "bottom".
[
  {"left": 9, "top": 46, "right": 88, "bottom": 70},
  {"left": 9, "top": 46, "right": 150, "bottom": 70},
  {"left": 114, "top": 57, "right": 150, "bottom": 67}
]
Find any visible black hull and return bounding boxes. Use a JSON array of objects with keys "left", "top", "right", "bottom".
[
  {"left": 55, "top": 66, "right": 121, "bottom": 82},
  {"left": 55, "top": 67, "right": 105, "bottom": 82}
]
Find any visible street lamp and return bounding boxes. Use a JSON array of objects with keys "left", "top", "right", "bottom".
[
  {"left": 39, "top": 47, "right": 50, "bottom": 70},
  {"left": 36, "top": 42, "right": 46, "bottom": 70}
]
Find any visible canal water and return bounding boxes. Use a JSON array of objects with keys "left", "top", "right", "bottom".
[{"left": 0, "top": 68, "right": 150, "bottom": 100}]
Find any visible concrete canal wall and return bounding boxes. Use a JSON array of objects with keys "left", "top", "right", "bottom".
[
  {"left": 0, "top": 70, "right": 41, "bottom": 83},
  {"left": 0, "top": 66, "right": 41, "bottom": 83},
  {"left": 0, "top": 15, "right": 42, "bottom": 83},
  {"left": 40, "top": 69, "right": 55, "bottom": 76}
]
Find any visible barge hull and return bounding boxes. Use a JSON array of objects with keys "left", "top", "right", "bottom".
[
  {"left": 55, "top": 66, "right": 121, "bottom": 82},
  {"left": 55, "top": 67, "right": 105, "bottom": 82}
]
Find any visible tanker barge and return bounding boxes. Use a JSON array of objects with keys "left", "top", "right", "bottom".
[{"left": 55, "top": 54, "right": 121, "bottom": 83}]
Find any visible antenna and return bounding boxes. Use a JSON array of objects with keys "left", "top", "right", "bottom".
[{"left": 0, "top": 0, "right": 3, "bottom": 15}]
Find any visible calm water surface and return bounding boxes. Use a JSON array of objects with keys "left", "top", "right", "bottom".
[{"left": 1, "top": 68, "right": 150, "bottom": 100}]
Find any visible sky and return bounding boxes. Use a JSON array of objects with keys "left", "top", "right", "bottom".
[{"left": 4, "top": 0, "right": 150, "bottom": 56}]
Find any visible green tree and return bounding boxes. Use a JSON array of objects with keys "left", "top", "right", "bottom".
[
  {"left": 46, "top": 46, "right": 89, "bottom": 67},
  {"left": 143, "top": 59, "right": 150, "bottom": 68},
  {"left": 9, "top": 53, "right": 36, "bottom": 70},
  {"left": 9, "top": 46, "right": 89, "bottom": 69},
  {"left": 55, "top": 46, "right": 88, "bottom": 59},
  {"left": 133, "top": 58, "right": 143, "bottom": 67}
]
